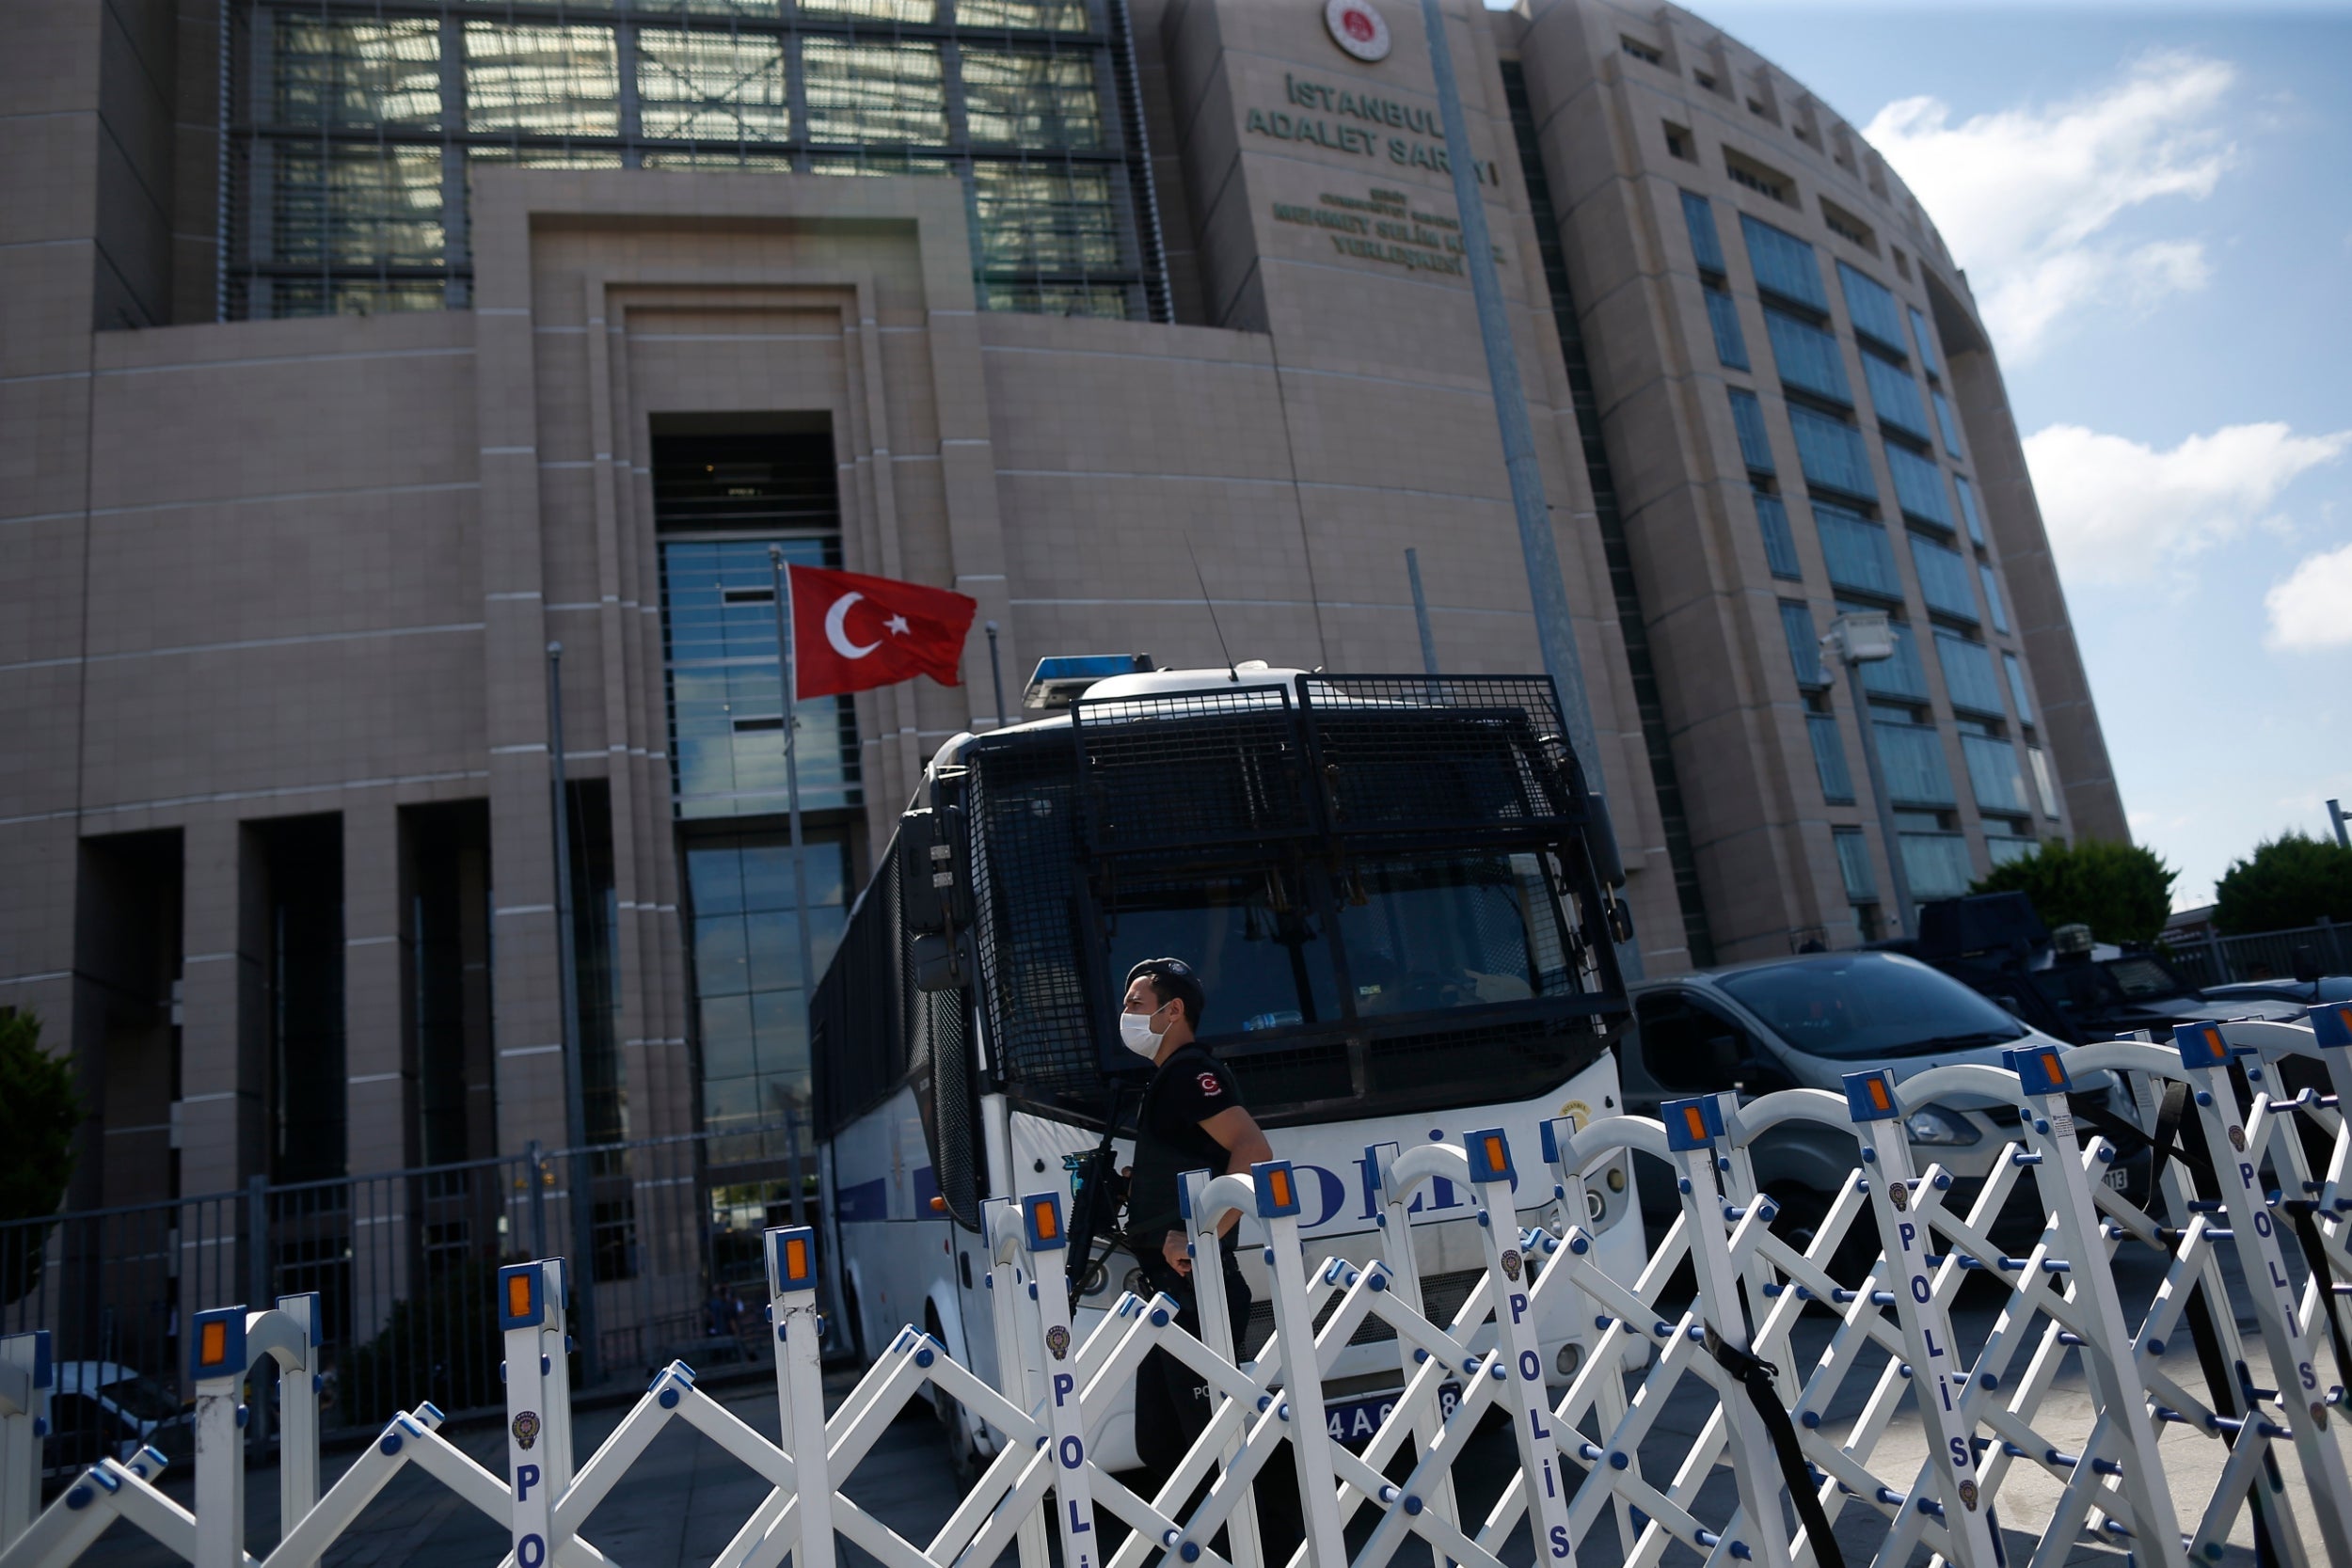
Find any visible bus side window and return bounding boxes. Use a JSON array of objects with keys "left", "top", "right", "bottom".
[{"left": 1633, "top": 990, "right": 1750, "bottom": 1093}]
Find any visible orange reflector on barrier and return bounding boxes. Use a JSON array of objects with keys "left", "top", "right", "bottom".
[
  {"left": 1866, "top": 1077, "right": 1892, "bottom": 1113},
  {"left": 1483, "top": 1134, "right": 1507, "bottom": 1170},
  {"left": 508, "top": 1273, "right": 534, "bottom": 1321},
  {"left": 1031, "top": 1200, "right": 1058, "bottom": 1241},
  {"left": 785, "top": 1236, "right": 809, "bottom": 1281},
  {"left": 199, "top": 1320, "right": 227, "bottom": 1368},
  {"left": 1268, "top": 1167, "right": 1293, "bottom": 1210},
  {"left": 1683, "top": 1105, "right": 1708, "bottom": 1142}
]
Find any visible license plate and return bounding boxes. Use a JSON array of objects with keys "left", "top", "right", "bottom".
[
  {"left": 1324, "top": 1382, "right": 1461, "bottom": 1448},
  {"left": 2104, "top": 1168, "right": 2131, "bottom": 1192}
]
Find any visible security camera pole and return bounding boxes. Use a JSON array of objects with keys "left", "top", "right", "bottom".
[
  {"left": 1418, "top": 0, "right": 1638, "bottom": 979},
  {"left": 1821, "top": 611, "right": 1915, "bottom": 939}
]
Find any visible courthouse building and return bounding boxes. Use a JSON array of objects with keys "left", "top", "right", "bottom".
[{"left": 3, "top": 0, "right": 2124, "bottom": 1217}]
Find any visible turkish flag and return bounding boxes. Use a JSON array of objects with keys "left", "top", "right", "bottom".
[{"left": 788, "top": 564, "right": 977, "bottom": 700}]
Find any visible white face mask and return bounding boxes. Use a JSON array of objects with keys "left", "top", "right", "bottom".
[{"left": 1119, "top": 1007, "right": 1165, "bottom": 1058}]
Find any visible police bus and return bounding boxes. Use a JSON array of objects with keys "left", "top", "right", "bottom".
[{"left": 811, "top": 658, "right": 1645, "bottom": 1472}]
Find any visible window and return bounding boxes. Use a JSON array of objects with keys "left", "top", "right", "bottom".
[
  {"left": 1694, "top": 71, "right": 1719, "bottom": 92},
  {"left": 2003, "top": 652, "right": 2031, "bottom": 722},
  {"left": 1931, "top": 388, "right": 1965, "bottom": 458},
  {"left": 961, "top": 49, "right": 1103, "bottom": 148},
  {"left": 1836, "top": 261, "right": 1905, "bottom": 351},
  {"left": 1873, "top": 718, "right": 1957, "bottom": 806},
  {"left": 1886, "top": 444, "right": 1953, "bottom": 528},
  {"left": 1834, "top": 828, "right": 1877, "bottom": 901},
  {"left": 1962, "top": 735, "right": 2027, "bottom": 815},
  {"left": 1725, "top": 150, "right": 1796, "bottom": 207},
  {"left": 1900, "top": 832, "right": 1976, "bottom": 900},
  {"left": 1780, "top": 601, "right": 1824, "bottom": 687},
  {"left": 2028, "top": 747, "right": 2060, "bottom": 818},
  {"left": 1891, "top": 246, "right": 1911, "bottom": 280},
  {"left": 1985, "top": 823, "right": 2038, "bottom": 868},
  {"left": 1808, "top": 714, "right": 1854, "bottom": 802},
  {"left": 1740, "top": 214, "right": 1826, "bottom": 309},
  {"left": 1334, "top": 855, "right": 1579, "bottom": 1016},
  {"left": 1681, "top": 190, "right": 1725, "bottom": 274},
  {"left": 1909, "top": 305, "right": 1940, "bottom": 377},
  {"left": 1863, "top": 356, "right": 1931, "bottom": 443},
  {"left": 1911, "top": 533, "right": 1977, "bottom": 620},
  {"left": 636, "top": 30, "right": 788, "bottom": 142},
  {"left": 1980, "top": 564, "right": 2010, "bottom": 633},
  {"left": 1714, "top": 952, "right": 2027, "bottom": 1059},
  {"left": 276, "top": 17, "right": 442, "bottom": 129},
  {"left": 1633, "top": 990, "right": 1753, "bottom": 1093},
  {"left": 465, "top": 23, "right": 620, "bottom": 135},
  {"left": 1621, "top": 35, "right": 1664, "bottom": 66},
  {"left": 1935, "top": 633, "right": 2004, "bottom": 715},
  {"left": 1755, "top": 490, "right": 1803, "bottom": 578},
  {"left": 1729, "top": 388, "right": 1774, "bottom": 473},
  {"left": 1953, "top": 472, "right": 1984, "bottom": 545},
  {"left": 1815, "top": 503, "right": 1900, "bottom": 597},
  {"left": 1705, "top": 287, "right": 1749, "bottom": 369},
  {"left": 1665, "top": 122, "right": 1696, "bottom": 163},
  {"left": 1859, "top": 617, "right": 1928, "bottom": 700},
  {"left": 1787, "top": 405, "right": 1875, "bottom": 498},
  {"left": 1821, "top": 199, "right": 1875, "bottom": 251},
  {"left": 1763, "top": 308, "right": 1850, "bottom": 404},
  {"left": 803, "top": 38, "right": 947, "bottom": 141}
]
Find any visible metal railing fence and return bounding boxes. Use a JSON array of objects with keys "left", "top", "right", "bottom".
[
  {"left": 0, "top": 1124, "right": 806, "bottom": 1465},
  {"left": 2163, "top": 916, "right": 2351, "bottom": 989}
]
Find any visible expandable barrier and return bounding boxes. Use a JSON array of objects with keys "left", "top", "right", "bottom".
[{"left": 8, "top": 1004, "right": 2352, "bottom": 1568}]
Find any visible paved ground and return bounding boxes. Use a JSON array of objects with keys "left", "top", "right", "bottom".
[{"left": 55, "top": 1242, "right": 2333, "bottom": 1568}]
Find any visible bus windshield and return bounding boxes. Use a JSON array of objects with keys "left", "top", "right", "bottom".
[{"left": 1105, "top": 853, "right": 1570, "bottom": 1037}]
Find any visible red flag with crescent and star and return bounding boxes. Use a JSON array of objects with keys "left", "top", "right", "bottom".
[{"left": 787, "top": 564, "right": 977, "bottom": 700}]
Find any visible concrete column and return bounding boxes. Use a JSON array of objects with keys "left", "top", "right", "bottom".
[
  {"left": 176, "top": 815, "right": 261, "bottom": 1324},
  {"left": 342, "top": 799, "right": 409, "bottom": 1176}
]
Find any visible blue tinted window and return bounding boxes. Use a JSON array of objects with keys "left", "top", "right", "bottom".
[
  {"left": 1980, "top": 564, "right": 2009, "bottom": 632},
  {"left": 1962, "top": 735, "right": 2027, "bottom": 815},
  {"left": 1837, "top": 261, "right": 1905, "bottom": 351},
  {"left": 1780, "top": 601, "right": 1823, "bottom": 686},
  {"left": 1705, "top": 286, "right": 1748, "bottom": 369},
  {"left": 1729, "top": 387, "right": 1773, "bottom": 473},
  {"left": 1787, "top": 405, "right": 1875, "bottom": 498},
  {"left": 1931, "top": 388, "right": 1963, "bottom": 456},
  {"left": 1952, "top": 473, "right": 1984, "bottom": 545},
  {"left": 1900, "top": 832, "right": 1975, "bottom": 899},
  {"left": 1863, "top": 356, "right": 1931, "bottom": 442},
  {"left": 1815, "top": 503, "right": 1899, "bottom": 597},
  {"left": 1681, "top": 189, "right": 1725, "bottom": 274},
  {"left": 661, "top": 538, "right": 862, "bottom": 819},
  {"left": 1860, "top": 618, "right": 1928, "bottom": 700},
  {"left": 2003, "top": 652, "right": 2031, "bottom": 721},
  {"left": 1834, "top": 828, "right": 1876, "bottom": 900},
  {"left": 1873, "top": 719, "right": 1957, "bottom": 806},
  {"left": 1764, "top": 308, "right": 1850, "bottom": 404},
  {"left": 1910, "top": 532, "right": 1977, "bottom": 620},
  {"left": 1934, "top": 632, "right": 2003, "bottom": 714},
  {"left": 1908, "top": 305, "right": 1939, "bottom": 377},
  {"left": 1755, "top": 489, "right": 1802, "bottom": 578},
  {"left": 1885, "top": 444, "right": 1952, "bottom": 528},
  {"left": 1808, "top": 714, "right": 1854, "bottom": 802},
  {"left": 1740, "top": 214, "right": 1826, "bottom": 310}
]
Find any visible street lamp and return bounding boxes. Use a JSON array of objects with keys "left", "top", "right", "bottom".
[{"left": 1820, "top": 610, "right": 1916, "bottom": 940}]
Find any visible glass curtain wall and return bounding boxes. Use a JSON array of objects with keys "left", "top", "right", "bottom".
[{"left": 228, "top": 0, "right": 1153, "bottom": 320}]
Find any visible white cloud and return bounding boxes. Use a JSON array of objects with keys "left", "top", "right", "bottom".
[
  {"left": 1864, "top": 54, "right": 2235, "bottom": 360},
  {"left": 2265, "top": 543, "right": 2352, "bottom": 651},
  {"left": 2021, "top": 421, "right": 2351, "bottom": 585}
]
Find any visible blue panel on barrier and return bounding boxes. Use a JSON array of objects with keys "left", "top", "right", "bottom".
[
  {"left": 284, "top": 1291, "right": 322, "bottom": 1345},
  {"left": 1023, "top": 1192, "right": 1068, "bottom": 1251},
  {"left": 498, "top": 1262, "right": 547, "bottom": 1331},
  {"left": 1841, "top": 1069, "right": 1903, "bottom": 1122},
  {"left": 2312, "top": 1004, "right": 2352, "bottom": 1050},
  {"left": 768, "top": 1226, "right": 818, "bottom": 1294},
  {"left": 2002, "top": 1046, "right": 2074, "bottom": 1096},
  {"left": 2172, "top": 1021, "right": 2232, "bottom": 1069},
  {"left": 1466, "top": 1128, "right": 1516, "bottom": 1185},
  {"left": 1661, "top": 1097, "right": 1724, "bottom": 1151},
  {"left": 189, "top": 1307, "right": 247, "bottom": 1384},
  {"left": 1251, "top": 1160, "right": 1304, "bottom": 1218}
]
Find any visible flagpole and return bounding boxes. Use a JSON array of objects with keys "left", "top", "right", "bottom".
[{"left": 769, "top": 546, "right": 818, "bottom": 1230}]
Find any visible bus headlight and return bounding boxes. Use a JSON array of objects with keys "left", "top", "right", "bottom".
[
  {"left": 1904, "top": 1104, "right": 1979, "bottom": 1147},
  {"left": 1556, "top": 1342, "right": 1582, "bottom": 1379}
]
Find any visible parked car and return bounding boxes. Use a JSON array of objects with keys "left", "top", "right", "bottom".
[
  {"left": 1615, "top": 950, "right": 2139, "bottom": 1272},
  {"left": 42, "top": 1361, "right": 192, "bottom": 1480},
  {"left": 2201, "top": 976, "right": 2352, "bottom": 1008}
]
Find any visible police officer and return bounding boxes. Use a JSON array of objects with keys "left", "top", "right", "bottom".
[{"left": 1118, "top": 958, "right": 1275, "bottom": 1491}]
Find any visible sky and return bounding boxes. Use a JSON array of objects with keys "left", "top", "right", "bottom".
[{"left": 1489, "top": 0, "right": 2352, "bottom": 908}]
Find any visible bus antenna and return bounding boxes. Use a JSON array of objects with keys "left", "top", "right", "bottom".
[{"left": 1185, "top": 533, "right": 1239, "bottom": 681}]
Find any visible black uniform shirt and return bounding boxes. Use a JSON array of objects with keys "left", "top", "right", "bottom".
[{"left": 1124, "top": 1042, "right": 1246, "bottom": 1241}]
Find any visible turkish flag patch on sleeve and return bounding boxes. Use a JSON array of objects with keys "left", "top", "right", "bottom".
[{"left": 788, "top": 564, "right": 978, "bottom": 699}]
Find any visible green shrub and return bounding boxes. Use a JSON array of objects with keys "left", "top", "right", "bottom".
[
  {"left": 2214, "top": 832, "right": 2352, "bottom": 935},
  {"left": 0, "top": 1011, "right": 83, "bottom": 1307},
  {"left": 1969, "top": 839, "right": 2177, "bottom": 945}
]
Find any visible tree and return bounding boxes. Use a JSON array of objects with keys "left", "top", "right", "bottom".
[
  {"left": 2214, "top": 832, "right": 2352, "bottom": 935},
  {"left": 0, "top": 1010, "right": 84, "bottom": 1305},
  {"left": 1968, "top": 838, "right": 2177, "bottom": 945}
]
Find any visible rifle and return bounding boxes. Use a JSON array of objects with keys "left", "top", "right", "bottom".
[{"left": 1062, "top": 1088, "right": 1130, "bottom": 1315}]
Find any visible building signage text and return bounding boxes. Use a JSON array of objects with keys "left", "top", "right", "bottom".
[
  {"left": 1246, "top": 73, "right": 1499, "bottom": 185},
  {"left": 1272, "top": 187, "right": 1504, "bottom": 277}
]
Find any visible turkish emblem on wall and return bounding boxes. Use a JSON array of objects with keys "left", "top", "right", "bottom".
[
  {"left": 1325, "top": 0, "right": 1391, "bottom": 62},
  {"left": 787, "top": 564, "right": 977, "bottom": 699}
]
